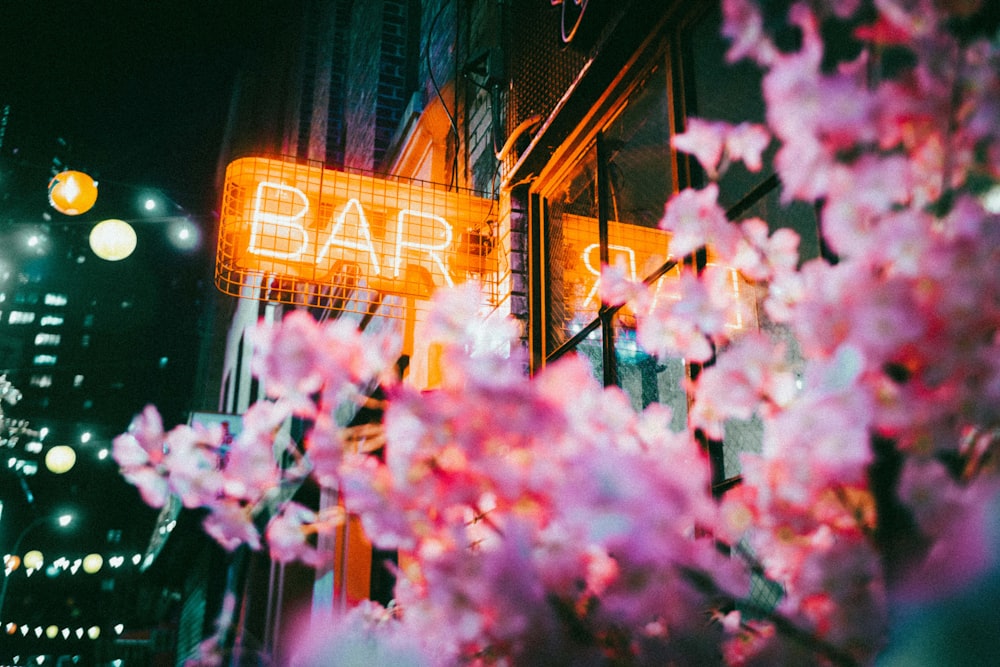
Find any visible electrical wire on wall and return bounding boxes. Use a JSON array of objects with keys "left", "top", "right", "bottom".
[{"left": 424, "top": 0, "right": 461, "bottom": 190}]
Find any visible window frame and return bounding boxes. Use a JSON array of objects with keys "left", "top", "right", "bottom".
[{"left": 523, "top": 2, "right": 787, "bottom": 495}]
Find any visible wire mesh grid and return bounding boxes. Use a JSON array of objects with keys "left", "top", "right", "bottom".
[
  {"left": 559, "top": 212, "right": 675, "bottom": 326},
  {"left": 215, "top": 156, "right": 500, "bottom": 318},
  {"left": 557, "top": 213, "right": 758, "bottom": 333},
  {"left": 744, "top": 557, "right": 785, "bottom": 617}
]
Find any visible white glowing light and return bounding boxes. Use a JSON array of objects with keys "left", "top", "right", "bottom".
[
  {"left": 90, "top": 219, "right": 137, "bottom": 261},
  {"left": 45, "top": 446, "right": 76, "bottom": 474},
  {"left": 169, "top": 219, "right": 201, "bottom": 251}
]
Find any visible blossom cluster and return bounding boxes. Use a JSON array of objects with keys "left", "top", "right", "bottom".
[
  {"left": 641, "top": 0, "right": 999, "bottom": 661},
  {"left": 115, "top": 1, "right": 1000, "bottom": 664}
]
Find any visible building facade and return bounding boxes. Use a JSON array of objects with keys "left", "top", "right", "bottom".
[{"left": 203, "top": 0, "right": 821, "bottom": 662}]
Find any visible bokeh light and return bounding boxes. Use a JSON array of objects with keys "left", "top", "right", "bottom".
[
  {"left": 23, "top": 550, "right": 44, "bottom": 570},
  {"left": 45, "top": 445, "right": 76, "bottom": 474},
  {"left": 82, "top": 553, "right": 103, "bottom": 574},
  {"left": 89, "top": 219, "right": 137, "bottom": 261},
  {"left": 48, "top": 170, "right": 98, "bottom": 215}
]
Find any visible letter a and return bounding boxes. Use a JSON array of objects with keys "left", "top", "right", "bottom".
[
  {"left": 317, "top": 198, "right": 381, "bottom": 275},
  {"left": 393, "top": 210, "right": 454, "bottom": 287}
]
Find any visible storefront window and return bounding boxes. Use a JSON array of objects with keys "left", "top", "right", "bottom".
[
  {"left": 540, "top": 66, "right": 691, "bottom": 427},
  {"left": 527, "top": 0, "right": 801, "bottom": 617},
  {"left": 688, "top": 6, "right": 821, "bottom": 262},
  {"left": 532, "top": 5, "right": 801, "bottom": 451}
]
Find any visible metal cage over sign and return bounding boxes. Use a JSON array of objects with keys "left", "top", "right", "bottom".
[{"left": 215, "top": 156, "right": 499, "bottom": 318}]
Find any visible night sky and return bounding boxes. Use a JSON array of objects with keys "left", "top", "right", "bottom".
[
  {"left": 1, "top": 6, "right": 291, "bottom": 650},
  {"left": 0, "top": 1, "right": 287, "bottom": 432},
  {"left": 1, "top": 0, "right": 285, "bottom": 215},
  {"left": 0, "top": 2, "right": 286, "bottom": 576}
]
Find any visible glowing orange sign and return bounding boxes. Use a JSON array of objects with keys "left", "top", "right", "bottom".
[
  {"left": 561, "top": 213, "right": 757, "bottom": 331},
  {"left": 217, "top": 157, "right": 497, "bottom": 304}
]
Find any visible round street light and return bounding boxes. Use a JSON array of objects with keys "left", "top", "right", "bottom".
[
  {"left": 82, "top": 553, "right": 103, "bottom": 574},
  {"left": 45, "top": 445, "right": 77, "bottom": 474},
  {"left": 89, "top": 219, "right": 138, "bottom": 261},
  {"left": 22, "top": 550, "right": 44, "bottom": 571},
  {"left": 48, "top": 170, "right": 99, "bottom": 215},
  {"left": 0, "top": 513, "right": 75, "bottom": 619}
]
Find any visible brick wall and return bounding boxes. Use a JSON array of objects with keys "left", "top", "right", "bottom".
[
  {"left": 343, "top": 1, "right": 382, "bottom": 169},
  {"left": 374, "top": 0, "right": 414, "bottom": 167},
  {"left": 463, "top": 0, "right": 502, "bottom": 195},
  {"left": 342, "top": 0, "right": 420, "bottom": 171}
]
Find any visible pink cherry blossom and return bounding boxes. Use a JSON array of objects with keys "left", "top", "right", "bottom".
[
  {"left": 421, "top": 281, "right": 519, "bottom": 358},
  {"left": 673, "top": 119, "right": 771, "bottom": 178},
  {"left": 161, "top": 423, "right": 225, "bottom": 508},
  {"left": 202, "top": 499, "right": 262, "bottom": 552},
  {"left": 721, "top": 0, "right": 779, "bottom": 65},
  {"left": 731, "top": 217, "right": 800, "bottom": 281},
  {"left": 116, "top": 3, "right": 1000, "bottom": 664},
  {"left": 638, "top": 272, "right": 720, "bottom": 362},
  {"left": 113, "top": 405, "right": 170, "bottom": 508},
  {"left": 773, "top": 136, "right": 838, "bottom": 204},
  {"left": 597, "top": 259, "right": 647, "bottom": 308},
  {"left": 820, "top": 155, "right": 912, "bottom": 259},
  {"left": 266, "top": 501, "right": 342, "bottom": 568},
  {"left": 659, "top": 184, "right": 737, "bottom": 259},
  {"left": 250, "top": 310, "right": 328, "bottom": 414},
  {"left": 113, "top": 404, "right": 166, "bottom": 468},
  {"left": 121, "top": 466, "right": 171, "bottom": 509},
  {"left": 725, "top": 122, "right": 771, "bottom": 172},
  {"left": 288, "top": 600, "right": 442, "bottom": 667},
  {"left": 875, "top": 0, "right": 940, "bottom": 40},
  {"left": 219, "top": 399, "right": 289, "bottom": 501},
  {"left": 690, "top": 331, "right": 797, "bottom": 438},
  {"left": 672, "top": 118, "right": 726, "bottom": 175}
]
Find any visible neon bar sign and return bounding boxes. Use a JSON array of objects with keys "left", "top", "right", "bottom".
[
  {"left": 217, "top": 157, "right": 497, "bottom": 302},
  {"left": 561, "top": 213, "right": 756, "bottom": 331}
]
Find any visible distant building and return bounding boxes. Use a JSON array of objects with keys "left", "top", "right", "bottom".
[{"left": 0, "top": 111, "right": 212, "bottom": 664}]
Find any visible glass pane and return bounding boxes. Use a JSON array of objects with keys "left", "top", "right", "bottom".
[
  {"left": 544, "top": 59, "right": 692, "bottom": 414},
  {"left": 546, "top": 145, "right": 601, "bottom": 354},
  {"left": 603, "top": 65, "right": 673, "bottom": 231},
  {"left": 686, "top": 8, "right": 812, "bottom": 488},
  {"left": 689, "top": 7, "right": 820, "bottom": 262},
  {"left": 682, "top": 8, "right": 760, "bottom": 481},
  {"left": 545, "top": 143, "right": 607, "bottom": 384},
  {"left": 617, "top": 352, "right": 689, "bottom": 430},
  {"left": 601, "top": 67, "right": 687, "bottom": 421}
]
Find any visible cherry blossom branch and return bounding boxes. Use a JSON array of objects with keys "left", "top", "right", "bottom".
[
  {"left": 678, "top": 566, "right": 860, "bottom": 667},
  {"left": 867, "top": 435, "right": 930, "bottom": 593}
]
